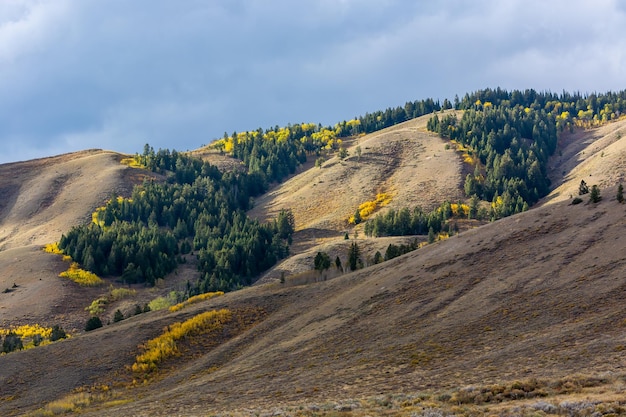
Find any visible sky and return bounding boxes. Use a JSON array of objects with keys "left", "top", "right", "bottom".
[{"left": 0, "top": 0, "right": 625, "bottom": 164}]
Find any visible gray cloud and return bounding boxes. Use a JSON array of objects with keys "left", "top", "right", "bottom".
[{"left": 0, "top": 0, "right": 625, "bottom": 163}]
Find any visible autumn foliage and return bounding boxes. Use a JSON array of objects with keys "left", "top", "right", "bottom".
[
  {"left": 132, "top": 309, "right": 232, "bottom": 374},
  {"left": 168, "top": 291, "right": 224, "bottom": 312},
  {"left": 60, "top": 262, "right": 105, "bottom": 287}
]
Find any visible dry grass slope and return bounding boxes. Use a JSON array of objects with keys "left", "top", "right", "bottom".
[{"left": 3, "top": 119, "right": 626, "bottom": 416}]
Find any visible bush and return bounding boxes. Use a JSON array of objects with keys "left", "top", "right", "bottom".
[
  {"left": 85, "top": 316, "right": 103, "bottom": 332},
  {"left": 113, "top": 309, "right": 125, "bottom": 323},
  {"left": 50, "top": 325, "right": 67, "bottom": 341},
  {"left": 571, "top": 197, "right": 583, "bottom": 205}
]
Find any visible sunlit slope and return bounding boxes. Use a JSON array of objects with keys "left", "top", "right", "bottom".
[
  {"left": 247, "top": 112, "right": 465, "bottom": 235},
  {"left": 2, "top": 193, "right": 626, "bottom": 415},
  {"left": 543, "top": 118, "right": 626, "bottom": 204},
  {"left": 0, "top": 149, "right": 145, "bottom": 251}
]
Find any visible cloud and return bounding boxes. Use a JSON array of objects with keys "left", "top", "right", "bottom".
[{"left": 0, "top": 0, "right": 625, "bottom": 163}]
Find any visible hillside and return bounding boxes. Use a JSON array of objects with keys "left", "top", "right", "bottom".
[
  {"left": 2, "top": 188, "right": 626, "bottom": 416},
  {"left": 248, "top": 112, "right": 465, "bottom": 281},
  {"left": 2, "top": 112, "right": 626, "bottom": 415},
  {"left": 0, "top": 150, "right": 151, "bottom": 330}
]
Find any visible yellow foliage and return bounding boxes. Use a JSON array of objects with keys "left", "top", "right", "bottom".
[
  {"left": 120, "top": 157, "right": 144, "bottom": 168},
  {"left": 349, "top": 193, "right": 393, "bottom": 224},
  {"left": 43, "top": 242, "right": 63, "bottom": 255},
  {"left": 92, "top": 206, "right": 106, "bottom": 226},
  {"left": 109, "top": 287, "right": 136, "bottom": 301},
  {"left": 169, "top": 291, "right": 224, "bottom": 312},
  {"left": 59, "top": 263, "right": 104, "bottom": 287},
  {"left": 0, "top": 324, "right": 52, "bottom": 339},
  {"left": 450, "top": 203, "right": 469, "bottom": 216},
  {"left": 132, "top": 309, "right": 232, "bottom": 374}
]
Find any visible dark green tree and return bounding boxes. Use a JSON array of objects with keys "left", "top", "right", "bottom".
[
  {"left": 85, "top": 316, "right": 103, "bottom": 332},
  {"left": 2, "top": 332, "right": 23, "bottom": 353},
  {"left": 373, "top": 251, "right": 383, "bottom": 264},
  {"left": 589, "top": 185, "right": 601, "bottom": 203},
  {"left": 428, "top": 227, "right": 436, "bottom": 244},
  {"left": 50, "top": 325, "right": 67, "bottom": 342},
  {"left": 617, "top": 184, "right": 624, "bottom": 203},
  {"left": 314, "top": 251, "right": 331, "bottom": 273},
  {"left": 348, "top": 242, "right": 361, "bottom": 271},
  {"left": 113, "top": 309, "right": 125, "bottom": 323},
  {"left": 579, "top": 180, "right": 590, "bottom": 195}
]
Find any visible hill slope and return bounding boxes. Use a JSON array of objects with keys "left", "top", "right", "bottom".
[
  {"left": 0, "top": 150, "right": 150, "bottom": 329},
  {"left": 2, "top": 191, "right": 626, "bottom": 416}
]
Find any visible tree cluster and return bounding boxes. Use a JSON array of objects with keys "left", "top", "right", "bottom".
[
  {"left": 59, "top": 147, "right": 294, "bottom": 293},
  {"left": 364, "top": 203, "right": 462, "bottom": 238},
  {"left": 428, "top": 88, "right": 626, "bottom": 219}
]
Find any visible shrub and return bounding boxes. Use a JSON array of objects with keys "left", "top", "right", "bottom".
[
  {"left": 113, "top": 309, "right": 125, "bottom": 323},
  {"left": 2, "top": 331, "right": 23, "bottom": 353},
  {"left": 85, "top": 316, "right": 103, "bottom": 332},
  {"left": 132, "top": 309, "right": 231, "bottom": 374},
  {"left": 60, "top": 263, "right": 104, "bottom": 287},
  {"left": 43, "top": 242, "right": 63, "bottom": 254},
  {"left": 571, "top": 197, "right": 583, "bottom": 205},
  {"left": 50, "top": 325, "right": 67, "bottom": 341},
  {"left": 109, "top": 287, "right": 136, "bottom": 301},
  {"left": 168, "top": 291, "right": 224, "bottom": 312}
]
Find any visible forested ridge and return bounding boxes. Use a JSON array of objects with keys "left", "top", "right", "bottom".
[
  {"left": 59, "top": 148, "right": 294, "bottom": 293},
  {"left": 428, "top": 88, "right": 626, "bottom": 218},
  {"left": 57, "top": 87, "right": 626, "bottom": 293}
]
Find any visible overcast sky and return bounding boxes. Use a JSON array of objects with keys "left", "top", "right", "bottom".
[{"left": 0, "top": 0, "right": 625, "bottom": 164}]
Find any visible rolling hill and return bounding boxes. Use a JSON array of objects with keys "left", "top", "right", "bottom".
[{"left": 1, "top": 113, "right": 626, "bottom": 416}]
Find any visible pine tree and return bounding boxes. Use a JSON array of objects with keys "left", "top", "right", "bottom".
[
  {"left": 589, "top": 185, "right": 601, "bottom": 203},
  {"left": 85, "top": 316, "right": 103, "bottom": 332},
  {"left": 113, "top": 309, "right": 125, "bottom": 323},
  {"left": 617, "top": 184, "right": 624, "bottom": 203},
  {"left": 348, "top": 242, "right": 361, "bottom": 271}
]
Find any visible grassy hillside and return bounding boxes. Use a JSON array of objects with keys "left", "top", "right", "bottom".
[
  {"left": 2, "top": 188, "right": 626, "bottom": 416},
  {"left": 2, "top": 93, "right": 626, "bottom": 415}
]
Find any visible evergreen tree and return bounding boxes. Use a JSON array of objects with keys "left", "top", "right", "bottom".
[
  {"left": 113, "top": 309, "right": 125, "bottom": 323},
  {"left": 85, "top": 316, "right": 103, "bottom": 332},
  {"left": 314, "top": 251, "right": 331, "bottom": 272},
  {"left": 50, "top": 325, "right": 67, "bottom": 342},
  {"left": 617, "top": 184, "right": 624, "bottom": 203},
  {"left": 589, "top": 185, "right": 601, "bottom": 203},
  {"left": 335, "top": 256, "right": 342, "bottom": 271},
  {"left": 2, "top": 332, "right": 23, "bottom": 353},
  {"left": 348, "top": 242, "right": 361, "bottom": 271},
  {"left": 579, "top": 180, "right": 590, "bottom": 195}
]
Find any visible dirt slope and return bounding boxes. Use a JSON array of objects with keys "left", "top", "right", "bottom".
[{"left": 2, "top": 192, "right": 626, "bottom": 416}]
